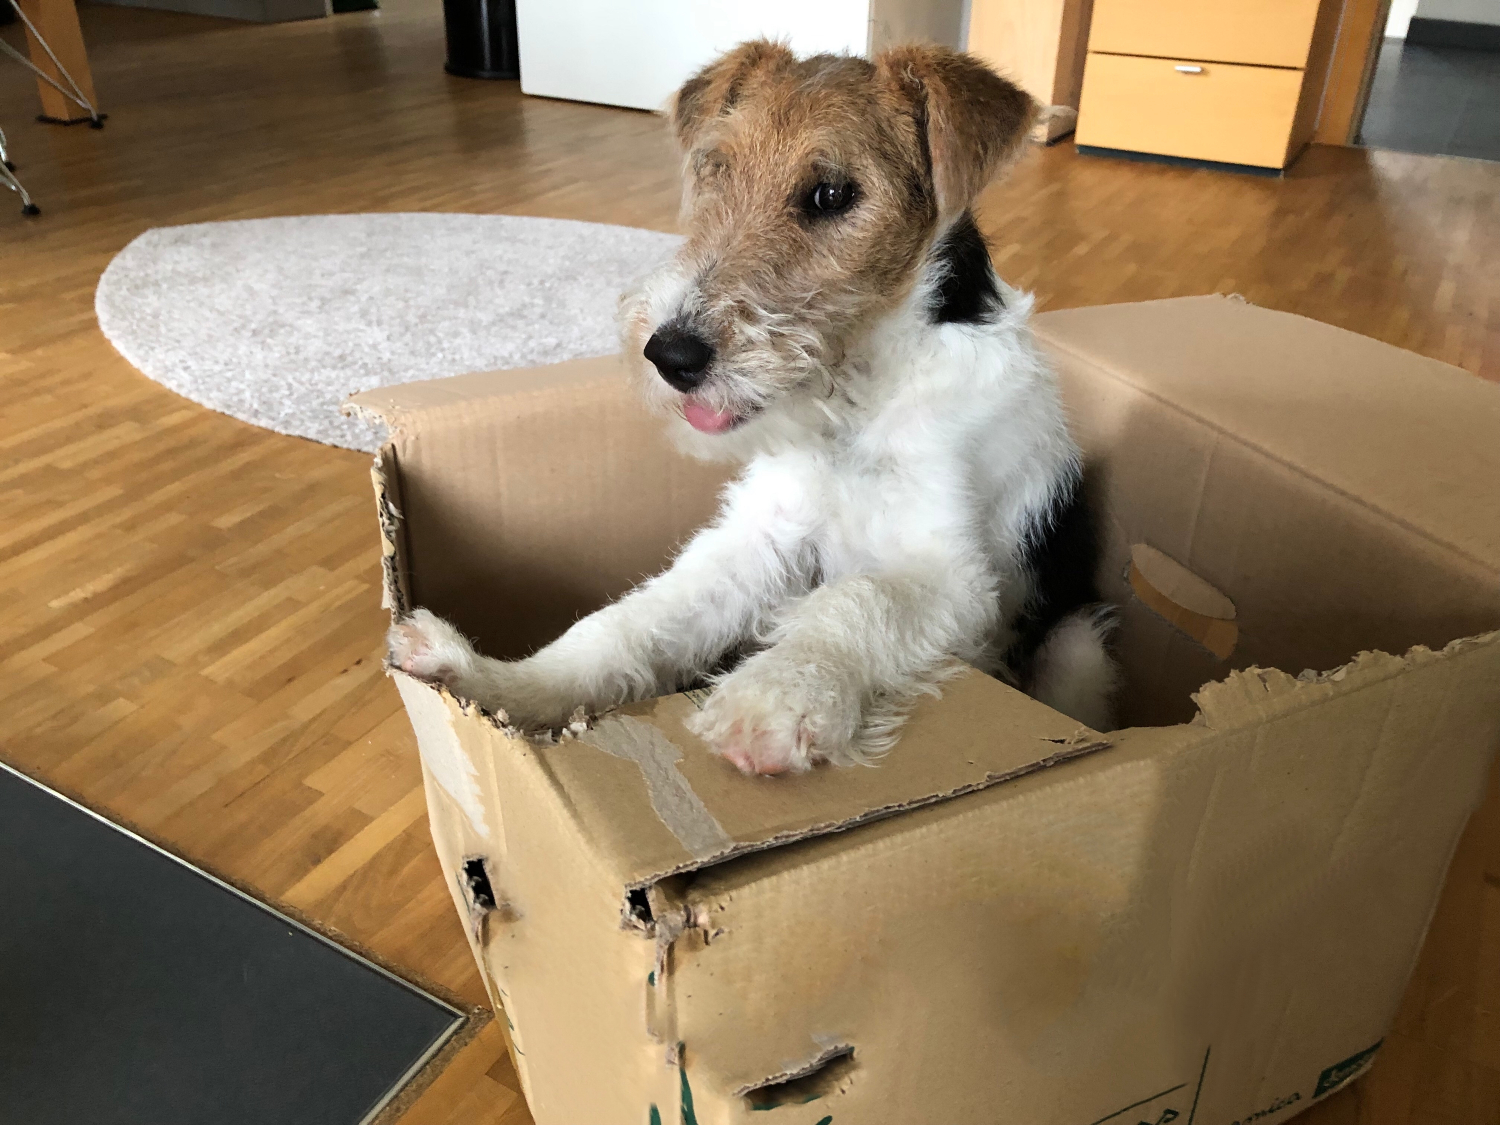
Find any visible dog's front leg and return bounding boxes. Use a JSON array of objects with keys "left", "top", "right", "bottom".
[
  {"left": 688, "top": 569, "right": 995, "bottom": 775},
  {"left": 388, "top": 508, "right": 807, "bottom": 729}
]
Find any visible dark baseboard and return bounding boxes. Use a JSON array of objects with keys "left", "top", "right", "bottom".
[
  {"left": 1406, "top": 17, "right": 1500, "bottom": 50},
  {"left": 92, "top": 0, "right": 326, "bottom": 21},
  {"left": 1076, "top": 145, "right": 1284, "bottom": 178}
]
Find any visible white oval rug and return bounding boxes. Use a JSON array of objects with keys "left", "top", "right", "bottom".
[{"left": 95, "top": 213, "right": 683, "bottom": 451}]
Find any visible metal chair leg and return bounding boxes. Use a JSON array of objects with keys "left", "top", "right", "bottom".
[{"left": 0, "top": 129, "right": 39, "bottom": 215}]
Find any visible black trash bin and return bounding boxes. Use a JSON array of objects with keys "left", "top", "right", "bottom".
[{"left": 443, "top": 0, "right": 519, "bottom": 80}]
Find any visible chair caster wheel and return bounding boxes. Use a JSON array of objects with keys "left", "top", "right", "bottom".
[{"left": 22, "top": 203, "right": 40, "bottom": 216}]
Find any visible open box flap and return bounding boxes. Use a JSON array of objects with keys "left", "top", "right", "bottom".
[
  {"left": 343, "top": 354, "right": 625, "bottom": 439},
  {"left": 407, "top": 668, "right": 1113, "bottom": 896},
  {"left": 1032, "top": 295, "right": 1500, "bottom": 571},
  {"left": 537, "top": 667, "right": 1108, "bottom": 892}
]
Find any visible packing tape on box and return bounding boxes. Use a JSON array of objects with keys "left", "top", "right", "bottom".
[{"left": 583, "top": 715, "right": 733, "bottom": 860}]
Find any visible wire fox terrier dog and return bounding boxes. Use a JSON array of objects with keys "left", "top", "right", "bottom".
[{"left": 389, "top": 41, "right": 1119, "bottom": 775}]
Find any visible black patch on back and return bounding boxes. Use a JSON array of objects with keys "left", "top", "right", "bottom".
[
  {"left": 928, "top": 212, "right": 1003, "bottom": 325},
  {"left": 1004, "top": 471, "right": 1104, "bottom": 687}
]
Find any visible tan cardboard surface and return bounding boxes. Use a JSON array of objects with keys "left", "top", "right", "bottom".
[
  {"left": 671, "top": 633, "right": 1500, "bottom": 1125},
  {"left": 1033, "top": 294, "right": 1500, "bottom": 570},
  {"left": 1128, "top": 543, "right": 1240, "bottom": 660},
  {"left": 396, "top": 629, "right": 1500, "bottom": 1124},
  {"left": 545, "top": 668, "right": 1108, "bottom": 889},
  {"left": 400, "top": 677, "right": 677, "bottom": 1120},
  {"left": 393, "top": 667, "right": 1110, "bottom": 896},
  {"left": 1037, "top": 297, "right": 1500, "bottom": 727},
  {"left": 349, "top": 355, "right": 728, "bottom": 661},
  {"left": 358, "top": 296, "right": 1500, "bottom": 1125}
]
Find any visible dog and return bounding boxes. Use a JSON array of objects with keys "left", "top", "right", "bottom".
[{"left": 388, "top": 40, "right": 1118, "bottom": 776}]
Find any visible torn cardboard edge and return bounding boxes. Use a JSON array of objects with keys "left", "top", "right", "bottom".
[
  {"left": 394, "top": 625, "right": 1500, "bottom": 937},
  {"left": 734, "top": 1041, "right": 856, "bottom": 1106},
  {"left": 341, "top": 397, "right": 392, "bottom": 433},
  {"left": 1193, "top": 630, "right": 1500, "bottom": 731},
  {"left": 350, "top": 351, "right": 1500, "bottom": 934},
  {"left": 371, "top": 447, "right": 411, "bottom": 618},
  {"left": 618, "top": 631, "right": 1500, "bottom": 918},
  {"left": 395, "top": 663, "right": 1119, "bottom": 927}
]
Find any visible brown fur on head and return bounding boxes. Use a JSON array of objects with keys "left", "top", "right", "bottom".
[{"left": 621, "top": 41, "right": 1037, "bottom": 452}]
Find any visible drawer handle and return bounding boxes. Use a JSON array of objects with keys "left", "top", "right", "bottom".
[{"left": 1175, "top": 65, "right": 1205, "bottom": 74}]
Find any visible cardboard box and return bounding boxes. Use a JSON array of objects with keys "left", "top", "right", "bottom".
[{"left": 346, "top": 295, "right": 1500, "bottom": 1125}]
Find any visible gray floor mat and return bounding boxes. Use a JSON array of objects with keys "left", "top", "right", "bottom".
[{"left": 0, "top": 762, "right": 464, "bottom": 1125}]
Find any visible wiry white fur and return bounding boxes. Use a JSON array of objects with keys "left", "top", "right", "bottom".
[
  {"left": 1028, "top": 607, "right": 1121, "bottom": 733},
  {"left": 388, "top": 232, "right": 1118, "bottom": 776}
]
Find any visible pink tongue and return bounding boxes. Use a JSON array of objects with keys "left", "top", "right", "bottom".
[{"left": 683, "top": 400, "right": 739, "bottom": 434}]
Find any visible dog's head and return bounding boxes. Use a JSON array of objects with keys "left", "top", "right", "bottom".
[{"left": 622, "top": 41, "right": 1036, "bottom": 454}]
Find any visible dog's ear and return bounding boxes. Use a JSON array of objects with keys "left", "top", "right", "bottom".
[
  {"left": 875, "top": 45, "right": 1038, "bottom": 221},
  {"left": 668, "top": 39, "right": 795, "bottom": 151}
]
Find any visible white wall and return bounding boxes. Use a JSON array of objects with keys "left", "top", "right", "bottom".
[
  {"left": 515, "top": 0, "right": 963, "bottom": 113},
  {"left": 1385, "top": 0, "right": 1420, "bottom": 37},
  {"left": 1412, "top": 0, "right": 1500, "bottom": 25},
  {"left": 516, "top": 0, "right": 872, "bottom": 112}
]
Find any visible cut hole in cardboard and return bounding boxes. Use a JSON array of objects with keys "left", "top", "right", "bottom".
[
  {"left": 626, "top": 887, "right": 654, "bottom": 926},
  {"left": 461, "top": 856, "right": 497, "bottom": 912},
  {"left": 740, "top": 1045, "right": 856, "bottom": 1110},
  {"left": 1126, "top": 543, "right": 1238, "bottom": 660}
]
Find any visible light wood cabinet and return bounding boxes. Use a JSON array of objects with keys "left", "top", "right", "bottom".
[
  {"left": 1076, "top": 0, "right": 1344, "bottom": 171},
  {"left": 1087, "top": 0, "right": 1324, "bottom": 69},
  {"left": 1078, "top": 55, "right": 1307, "bottom": 168}
]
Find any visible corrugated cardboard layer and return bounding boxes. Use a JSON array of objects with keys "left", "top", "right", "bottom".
[{"left": 353, "top": 296, "right": 1500, "bottom": 1125}]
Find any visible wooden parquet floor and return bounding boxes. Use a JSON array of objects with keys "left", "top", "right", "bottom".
[{"left": 2, "top": 3, "right": 1498, "bottom": 1121}]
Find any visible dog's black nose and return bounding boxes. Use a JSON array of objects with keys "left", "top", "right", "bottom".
[{"left": 644, "top": 325, "right": 715, "bottom": 392}]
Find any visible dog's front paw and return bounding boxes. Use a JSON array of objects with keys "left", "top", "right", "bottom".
[
  {"left": 686, "top": 655, "right": 861, "bottom": 776},
  {"left": 387, "top": 608, "right": 478, "bottom": 689}
]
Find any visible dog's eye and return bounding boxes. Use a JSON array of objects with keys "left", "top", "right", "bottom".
[{"left": 808, "top": 181, "right": 856, "bottom": 215}]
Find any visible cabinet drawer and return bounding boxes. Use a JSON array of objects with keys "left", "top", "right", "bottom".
[
  {"left": 1076, "top": 52, "right": 1304, "bottom": 168},
  {"left": 1088, "top": 0, "right": 1322, "bottom": 69}
]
